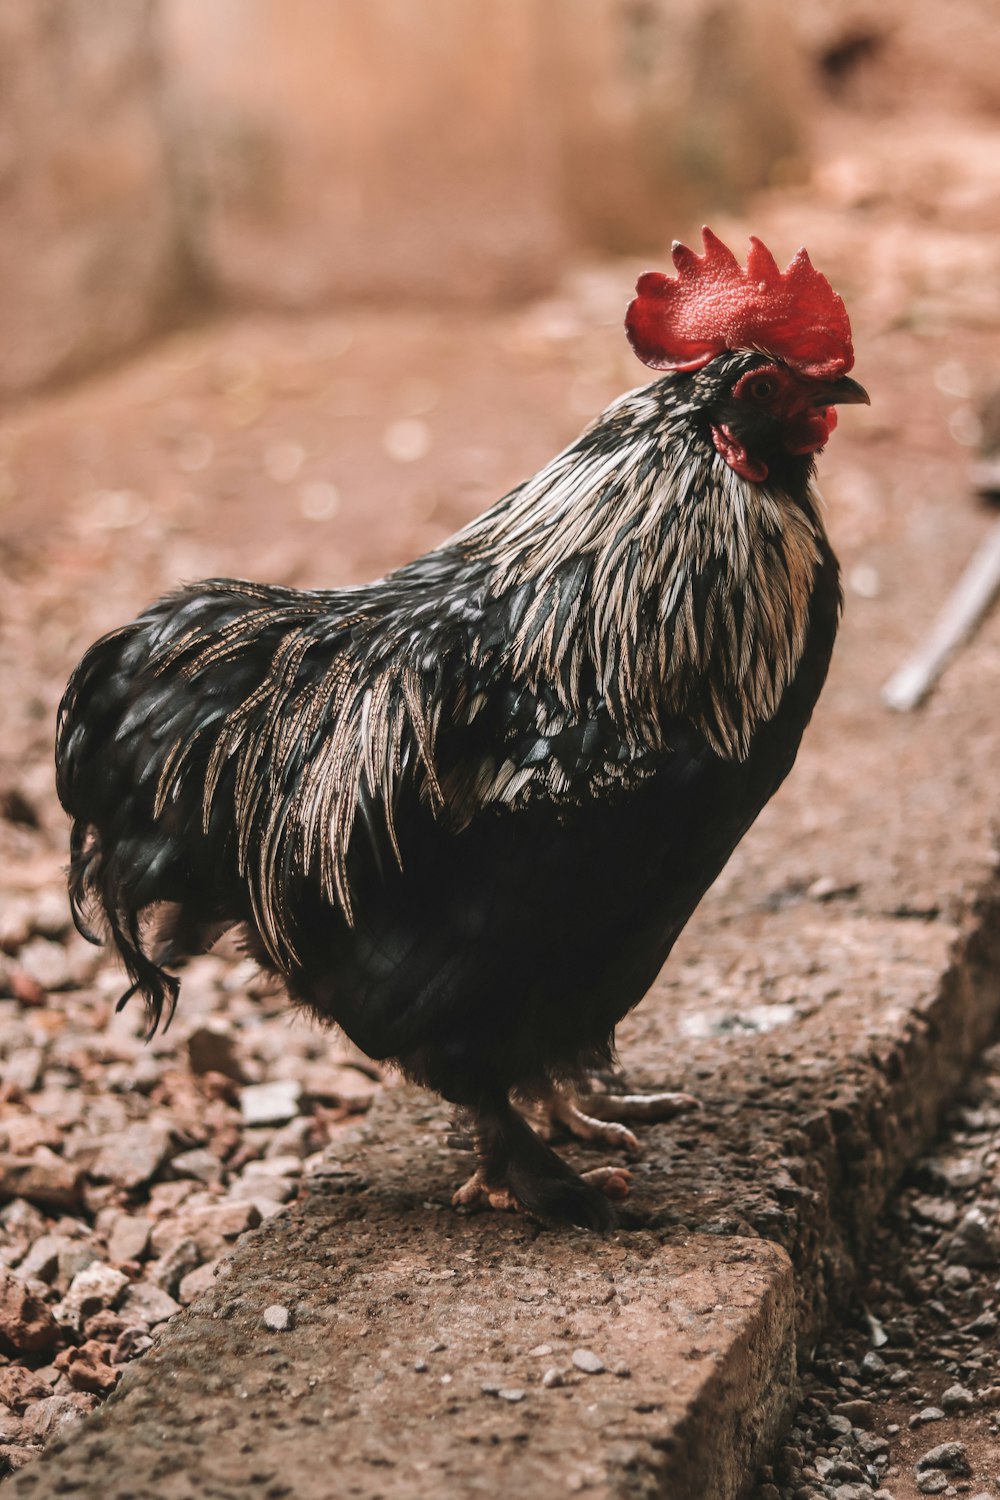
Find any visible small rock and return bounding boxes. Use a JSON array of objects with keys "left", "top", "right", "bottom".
[
  {"left": 915, "top": 1476, "right": 948, "bottom": 1497},
  {"left": 55, "top": 1238, "right": 99, "bottom": 1291},
  {"left": 265, "top": 1118, "right": 314, "bottom": 1159},
  {"left": 239, "top": 1081, "right": 301, "bottom": 1127},
  {"left": 4, "top": 1049, "right": 43, "bottom": 1095},
  {"left": 941, "top": 1265, "right": 973, "bottom": 1292},
  {"left": 826, "top": 1413, "right": 853, "bottom": 1437},
  {"left": 81, "top": 1310, "right": 131, "bottom": 1345},
  {"left": 262, "top": 1304, "right": 291, "bottom": 1332},
  {"left": 226, "top": 1174, "right": 294, "bottom": 1207},
  {"left": 151, "top": 1201, "right": 261, "bottom": 1261},
  {"left": 497, "top": 1387, "right": 525, "bottom": 1403},
  {"left": 19, "top": 1393, "right": 94, "bottom": 1445},
  {"left": 909, "top": 1407, "right": 945, "bottom": 1427},
  {"left": 89, "top": 1120, "right": 176, "bottom": 1191},
  {"left": 150, "top": 1237, "right": 201, "bottom": 1297},
  {"left": 187, "top": 1023, "right": 247, "bottom": 1082},
  {"left": 113, "top": 1325, "right": 153, "bottom": 1363},
  {"left": 15, "top": 1235, "right": 63, "bottom": 1284},
  {"left": 0, "top": 1405, "right": 24, "bottom": 1444},
  {"left": 965, "top": 1309, "right": 998, "bottom": 1335},
  {"left": 0, "top": 1366, "right": 52, "bottom": 1412},
  {"left": 106, "top": 1213, "right": 152, "bottom": 1266},
  {"left": 169, "top": 1148, "right": 223, "bottom": 1187},
  {"left": 241, "top": 1156, "right": 303, "bottom": 1181},
  {"left": 54, "top": 1263, "right": 128, "bottom": 1332},
  {"left": 945, "top": 1207, "right": 1000, "bottom": 1268},
  {"left": 299, "top": 1064, "right": 379, "bottom": 1112},
  {"left": 834, "top": 1398, "right": 875, "bottom": 1427},
  {"left": 541, "top": 1368, "right": 564, "bottom": 1389},
  {"left": 16, "top": 938, "right": 73, "bottom": 992},
  {"left": 0, "top": 1155, "right": 83, "bottom": 1213},
  {"left": 147, "top": 1181, "right": 197, "bottom": 1217},
  {"left": 56, "top": 1340, "right": 120, "bottom": 1395},
  {"left": 0, "top": 1445, "right": 39, "bottom": 1474},
  {"left": 940, "top": 1383, "right": 975, "bottom": 1411},
  {"left": 910, "top": 1196, "right": 958, "bottom": 1229},
  {"left": 117, "top": 1283, "right": 180, "bottom": 1327},
  {"left": 860, "top": 1351, "right": 887, "bottom": 1381},
  {"left": 916, "top": 1443, "right": 970, "bottom": 1476},
  {"left": 178, "top": 1261, "right": 219, "bottom": 1306},
  {"left": 571, "top": 1348, "right": 605, "bottom": 1375},
  {"left": 0, "top": 1269, "right": 58, "bottom": 1354}
]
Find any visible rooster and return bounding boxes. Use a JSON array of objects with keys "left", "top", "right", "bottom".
[{"left": 56, "top": 229, "right": 867, "bottom": 1227}]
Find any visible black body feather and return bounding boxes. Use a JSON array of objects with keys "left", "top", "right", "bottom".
[{"left": 56, "top": 356, "right": 842, "bottom": 1225}]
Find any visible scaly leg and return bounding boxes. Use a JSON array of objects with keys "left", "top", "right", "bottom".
[{"left": 449, "top": 1096, "right": 624, "bottom": 1228}]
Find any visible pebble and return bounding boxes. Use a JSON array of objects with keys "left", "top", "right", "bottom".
[
  {"left": 89, "top": 1121, "right": 176, "bottom": 1191},
  {"left": 118, "top": 1283, "right": 181, "bottom": 1327},
  {"left": 56, "top": 1340, "right": 119, "bottom": 1395},
  {"left": 186, "top": 1023, "right": 247, "bottom": 1082},
  {"left": 262, "top": 1304, "right": 291, "bottom": 1332},
  {"left": 19, "top": 1393, "right": 94, "bottom": 1445},
  {"left": 571, "top": 1349, "right": 605, "bottom": 1375},
  {"left": 53, "top": 1264, "right": 127, "bottom": 1334},
  {"left": 909, "top": 1407, "right": 945, "bottom": 1427},
  {"left": 106, "top": 1214, "right": 152, "bottom": 1267},
  {"left": 541, "top": 1368, "right": 564, "bottom": 1389},
  {"left": 910, "top": 1196, "right": 958, "bottom": 1229},
  {"left": 178, "top": 1261, "right": 219, "bottom": 1306},
  {"left": 170, "top": 1149, "right": 224, "bottom": 1187},
  {"left": 0, "top": 1270, "right": 58, "bottom": 1354},
  {"left": 150, "top": 1238, "right": 201, "bottom": 1297},
  {"left": 0, "top": 1155, "right": 83, "bottom": 1213},
  {"left": 497, "top": 1388, "right": 525, "bottom": 1403},
  {"left": 945, "top": 1207, "right": 1000, "bottom": 1268},
  {"left": 916, "top": 1475, "right": 948, "bottom": 1496},
  {"left": 239, "top": 1081, "right": 302, "bottom": 1127},
  {"left": 916, "top": 1442, "right": 970, "bottom": 1475},
  {"left": 860, "top": 1351, "right": 887, "bottom": 1381},
  {"left": 940, "top": 1383, "right": 975, "bottom": 1411}
]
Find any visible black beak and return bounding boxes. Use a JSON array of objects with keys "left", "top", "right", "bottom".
[{"left": 811, "top": 374, "right": 871, "bottom": 408}]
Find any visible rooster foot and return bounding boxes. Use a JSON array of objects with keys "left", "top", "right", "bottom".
[
  {"left": 532, "top": 1085, "right": 701, "bottom": 1155},
  {"left": 579, "top": 1165, "right": 632, "bottom": 1200},
  {"left": 451, "top": 1162, "right": 631, "bottom": 1217},
  {"left": 451, "top": 1168, "right": 522, "bottom": 1215}
]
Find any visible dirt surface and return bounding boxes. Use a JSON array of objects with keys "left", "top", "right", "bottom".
[
  {"left": 751, "top": 1044, "right": 1000, "bottom": 1500},
  {"left": 1, "top": 94, "right": 1000, "bottom": 1497}
]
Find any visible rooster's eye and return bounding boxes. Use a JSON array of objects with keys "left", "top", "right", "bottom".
[{"left": 747, "top": 376, "right": 779, "bottom": 402}]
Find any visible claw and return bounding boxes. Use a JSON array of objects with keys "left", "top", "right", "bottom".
[
  {"left": 452, "top": 1168, "right": 522, "bottom": 1214},
  {"left": 580, "top": 1165, "right": 632, "bottom": 1201}
]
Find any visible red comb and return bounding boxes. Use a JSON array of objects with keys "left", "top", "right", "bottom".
[{"left": 625, "top": 227, "right": 854, "bottom": 379}]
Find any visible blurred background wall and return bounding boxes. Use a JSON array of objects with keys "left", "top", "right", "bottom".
[{"left": 1, "top": 0, "right": 998, "bottom": 400}]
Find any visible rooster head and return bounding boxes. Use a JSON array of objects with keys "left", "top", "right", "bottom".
[{"left": 626, "top": 228, "right": 868, "bottom": 482}]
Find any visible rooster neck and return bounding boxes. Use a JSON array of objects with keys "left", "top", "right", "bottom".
[{"left": 458, "top": 380, "right": 835, "bottom": 764}]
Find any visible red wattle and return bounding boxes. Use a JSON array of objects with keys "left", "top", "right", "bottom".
[{"left": 711, "top": 424, "right": 768, "bottom": 483}]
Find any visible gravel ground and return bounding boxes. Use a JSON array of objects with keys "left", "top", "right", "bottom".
[
  {"left": 0, "top": 876, "right": 382, "bottom": 1477},
  {"left": 751, "top": 1045, "right": 1000, "bottom": 1500}
]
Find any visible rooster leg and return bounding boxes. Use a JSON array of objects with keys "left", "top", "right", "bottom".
[
  {"left": 532, "top": 1084, "right": 702, "bottom": 1154},
  {"left": 450, "top": 1095, "right": 621, "bottom": 1229}
]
